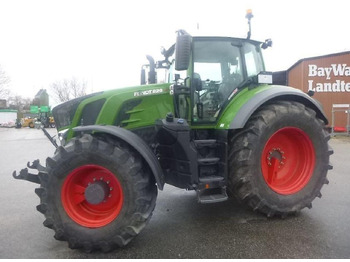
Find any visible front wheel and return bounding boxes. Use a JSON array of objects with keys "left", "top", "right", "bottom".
[
  {"left": 36, "top": 134, "right": 157, "bottom": 252},
  {"left": 228, "top": 101, "right": 333, "bottom": 217}
]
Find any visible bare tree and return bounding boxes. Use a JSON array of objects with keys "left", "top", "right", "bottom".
[
  {"left": 8, "top": 95, "right": 31, "bottom": 111},
  {"left": 22, "top": 97, "right": 32, "bottom": 110},
  {"left": 0, "top": 66, "right": 10, "bottom": 98},
  {"left": 70, "top": 78, "right": 87, "bottom": 98},
  {"left": 51, "top": 78, "right": 87, "bottom": 103},
  {"left": 51, "top": 80, "right": 70, "bottom": 102}
]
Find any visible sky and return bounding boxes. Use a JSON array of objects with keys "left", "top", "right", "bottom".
[{"left": 0, "top": 0, "right": 349, "bottom": 105}]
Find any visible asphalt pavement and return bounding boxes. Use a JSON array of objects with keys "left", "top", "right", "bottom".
[{"left": 0, "top": 127, "right": 349, "bottom": 259}]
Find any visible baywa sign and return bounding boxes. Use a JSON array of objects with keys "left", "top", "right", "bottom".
[{"left": 307, "top": 64, "right": 350, "bottom": 92}]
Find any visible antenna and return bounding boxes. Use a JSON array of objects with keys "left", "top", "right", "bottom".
[{"left": 246, "top": 9, "right": 253, "bottom": 39}]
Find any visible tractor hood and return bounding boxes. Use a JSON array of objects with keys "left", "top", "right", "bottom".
[{"left": 52, "top": 83, "right": 173, "bottom": 133}]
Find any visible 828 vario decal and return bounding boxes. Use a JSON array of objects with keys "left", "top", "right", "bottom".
[{"left": 134, "top": 89, "right": 163, "bottom": 97}]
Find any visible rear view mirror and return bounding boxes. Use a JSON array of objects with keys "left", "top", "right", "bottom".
[
  {"left": 261, "top": 39, "right": 273, "bottom": 49},
  {"left": 192, "top": 73, "right": 202, "bottom": 91},
  {"left": 175, "top": 32, "right": 192, "bottom": 71}
]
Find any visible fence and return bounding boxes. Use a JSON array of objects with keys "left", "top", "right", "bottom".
[{"left": 331, "top": 104, "right": 350, "bottom": 136}]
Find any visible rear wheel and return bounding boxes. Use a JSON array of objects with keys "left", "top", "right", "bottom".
[
  {"left": 228, "top": 101, "right": 333, "bottom": 217},
  {"left": 36, "top": 134, "right": 157, "bottom": 252}
]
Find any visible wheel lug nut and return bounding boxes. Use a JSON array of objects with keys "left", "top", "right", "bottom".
[
  {"left": 108, "top": 194, "right": 112, "bottom": 198},
  {"left": 93, "top": 177, "right": 96, "bottom": 181},
  {"left": 100, "top": 177, "right": 103, "bottom": 181},
  {"left": 106, "top": 181, "right": 110, "bottom": 184},
  {"left": 110, "top": 187, "right": 113, "bottom": 191}
]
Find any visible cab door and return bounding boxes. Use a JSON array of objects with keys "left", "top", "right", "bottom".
[{"left": 191, "top": 38, "right": 244, "bottom": 124}]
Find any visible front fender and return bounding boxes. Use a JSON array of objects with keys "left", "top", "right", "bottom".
[
  {"left": 73, "top": 125, "right": 164, "bottom": 190},
  {"left": 217, "top": 85, "right": 328, "bottom": 130}
]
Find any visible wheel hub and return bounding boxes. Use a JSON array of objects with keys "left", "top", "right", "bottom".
[
  {"left": 266, "top": 148, "right": 286, "bottom": 168},
  {"left": 84, "top": 180, "right": 110, "bottom": 205}
]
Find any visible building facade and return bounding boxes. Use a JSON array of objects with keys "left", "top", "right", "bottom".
[
  {"left": 33, "top": 89, "right": 49, "bottom": 107},
  {"left": 287, "top": 51, "right": 350, "bottom": 130}
]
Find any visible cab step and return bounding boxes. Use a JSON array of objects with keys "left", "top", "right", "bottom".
[
  {"left": 197, "top": 186, "right": 228, "bottom": 204},
  {"left": 198, "top": 157, "right": 220, "bottom": 166},
  {"left": 194, "top": 139, "right": 217, "bottom": 149},
  {"left": 199, "top": 176, "right": 224, "bottom": 184}
]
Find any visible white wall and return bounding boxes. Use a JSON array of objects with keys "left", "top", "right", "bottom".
[{"left": 0, "top": 112, "right": 17, "bottom": 127}]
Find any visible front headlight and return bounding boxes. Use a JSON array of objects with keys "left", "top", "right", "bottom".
[{"left": 58, "top": 128, "right": 69, "bottom": 146}]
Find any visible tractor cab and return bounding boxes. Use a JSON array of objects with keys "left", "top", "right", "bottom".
[
  {"left": 173, "top": 34, "right": 272, "bottom": 124},
  {"left": 141, "top": 30, "right": 273, "bottom": 125}
]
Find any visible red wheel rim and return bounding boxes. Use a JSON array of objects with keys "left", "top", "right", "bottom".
[
  {"left": 61, "top": 165, "right": 123, "bottom": 228},
  {"left": 261, "top": 127, "right": 315, "bottom": 195}
]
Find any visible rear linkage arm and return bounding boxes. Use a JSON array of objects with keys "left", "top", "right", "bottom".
[
  {"left": 13, "top": 128, "right": 57, "bottom": 184},
  {"left": 12, "top": 159, "right": 47, "bottom": 184}
]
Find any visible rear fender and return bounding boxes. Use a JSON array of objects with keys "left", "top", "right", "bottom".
[
  {"left": 73, "top": 125, "right": 164, "bottom": 190},
  {"left": 218, "top": 85, "right": 328, "bottom": 130}
]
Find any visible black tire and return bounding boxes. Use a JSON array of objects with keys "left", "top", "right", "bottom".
[
  {"left": 35, "top": 134, "right": 157, "bottom": 252},
  {"left": 228, "top": 101, "right": 333, "bottom": 217}
]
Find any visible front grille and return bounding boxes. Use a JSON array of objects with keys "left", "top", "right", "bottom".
[{"left": 52, "top": 92, "right": 103, "bottom": 129}]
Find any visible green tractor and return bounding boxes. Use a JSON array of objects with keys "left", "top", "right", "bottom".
[{"left": 13, "top": 14, "right": 333, "bottom": 252}]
